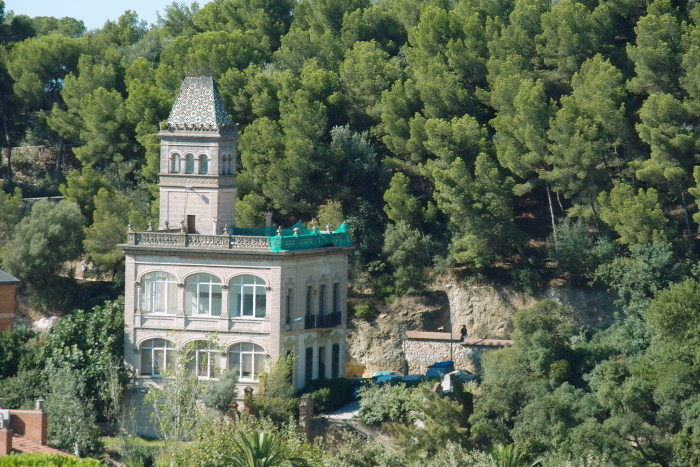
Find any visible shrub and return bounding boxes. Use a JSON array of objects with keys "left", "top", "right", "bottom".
[
  {"left": 298, "top": 378, "right": 355, "bottom": 413},
  {"left": 0, "top": 453, "right": 102, "bottom": 466},
  {"left": 353, "top": 302, "right": 378, "bottom": 321},
  {"left": 357, "top": 383, "right": 423, "bottom": 425},
  {"left": 203, "top": 370, "right": 239, "bottom": 414},
  {"left": 0, "top": 327, "right": 35, "bottom": 378}
]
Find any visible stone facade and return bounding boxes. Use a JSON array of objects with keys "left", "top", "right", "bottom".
[{"left": 122, "top": 77, "right": 351, "bottom": 436}]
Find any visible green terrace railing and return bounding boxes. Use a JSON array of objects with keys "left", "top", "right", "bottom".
[
  {"left": 268, "top": 223, "right": 351, "bottom": 252},
  {"left": 127, "top": 222, "right": 351, "bottom": 252}
]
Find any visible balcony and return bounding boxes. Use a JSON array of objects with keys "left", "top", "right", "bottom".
[
  {"left": 317, "top": 312, "right": 342, "bottom": 328},
  {"left": 304, "top": 315, "right": 316, "bottom": 330}
]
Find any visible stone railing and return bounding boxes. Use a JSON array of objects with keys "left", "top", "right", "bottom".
[
  {"left": 127, "top": 231, "right": 271, "bottom": 250},
  {"left": 126, "top": 226, "right": 351, "bottom": 252}
]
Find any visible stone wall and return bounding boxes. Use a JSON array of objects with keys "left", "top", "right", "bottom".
[{"left": 403, "top": 339, "right": 510, "bottom": 374}]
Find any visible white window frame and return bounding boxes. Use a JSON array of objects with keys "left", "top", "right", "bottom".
[
  {"left": 185, "top": 273, "right": 222, "bottom": 316},
  {"left": 140, "top": 271, "right": 178, "bottom": 314},
  {"left": 140, "top": 338, "right": 176, "bottom": 377},
  {"left": 229, "top": 275, "right": 267, "bottom": 318},
  {"left": 185, "top": 154, "right": 195, "bottom": 174},
  {"left": 198, "top": 154, "right": 208, "bottom": 174},
  {"left": 171, "top": 154, "right": 181, "bottom": 173},
  {"left": 228, "top": 343, "right": 266, "bottom": 382},
  {"left": 186, "top": 341, "right": 219, "bottom": 380}
]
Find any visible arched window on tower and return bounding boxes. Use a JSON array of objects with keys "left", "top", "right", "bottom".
[
  {"left": 198, "top": 154, "right": 208, "bottom": 174},
  {"left": 171, "top": 154, "right": 181, "bottom": 173},
  {"left": 185, "top": 154, "right": 195, "bottom": 174},
  {"left": 221, "top": 154, "right": 229, "bottom": 175}
]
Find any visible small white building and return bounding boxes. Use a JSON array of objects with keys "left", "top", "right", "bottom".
[{"left": 122, "top": 77, "right": 351, "bottom": 434}]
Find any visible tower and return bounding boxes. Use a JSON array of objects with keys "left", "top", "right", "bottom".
[{"left": 158, "top": 76, "right": 237, "bottom": 235}]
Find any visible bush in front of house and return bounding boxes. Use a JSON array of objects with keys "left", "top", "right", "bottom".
[
  {"left": 298, "top": 377, "right": 355, "bottom": 413},
  {"left": 0, "top": 453, "right": 103, "bottom": 466},
  {"left": 357, "top": 383, "right": 423, "bottom": 425}
]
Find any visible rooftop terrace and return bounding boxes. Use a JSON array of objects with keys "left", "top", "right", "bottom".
[{"left": 126, "top": 221, "right": 352, "bottom": 253}]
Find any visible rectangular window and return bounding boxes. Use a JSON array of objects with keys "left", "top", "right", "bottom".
[
  {"left": 187, "top": 215, "right": 196, "bottom": 233},
  {"left": 333, "top": 283, "right": 340, "bottom": 313},
  {"left": 286, "top": 289, "right": 292, "bottom": 324},
  {"left": 332, "top": 343, "right": 340, "bottom": 378},
  {"left": 305, "top": 347, "right": 313, "bottom": 383},
  {"left": 319, "top": 285, "right": 326, "bottom": 315},
  {"left": 318, "top": 346, "right": 326, "bottom": 380},
  {"left": 306, "top": 286, "right": 312, "bottom": 316}
]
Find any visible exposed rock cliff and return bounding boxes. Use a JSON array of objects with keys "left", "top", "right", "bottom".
[{"left": 346, "top": 281, "right": 617, "bottom": 377}]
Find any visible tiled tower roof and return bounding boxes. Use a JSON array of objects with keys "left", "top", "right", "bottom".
[{"left": 166, "top": 76, "right": 232, "bottom": 131}]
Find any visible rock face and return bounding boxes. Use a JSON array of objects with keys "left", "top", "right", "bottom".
[{"left": 346, "top": 282, "right": 617, "bottom": 377}]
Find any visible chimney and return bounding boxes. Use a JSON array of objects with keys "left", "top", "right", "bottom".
[
  {"left": 0, "top": 426, "right": 11, "bottom": 456},
  {"left": 7, "top": 403, "right": 47, "bottom": 445},
  {"left": 0, "top": 409, "right": 11, "bottom": 456},
  {"left": 264, "top": 212, "right": 273, "bottom": 227}
]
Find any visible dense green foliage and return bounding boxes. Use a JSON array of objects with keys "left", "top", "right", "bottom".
[
  {"left": 2, "top": 0, "right": 700, "bottom": 295},
  {"left": 0, "top": 453, "right": 103, "bottom": 466},
  {"left": 2, "top": 0, "right": 700, "bottom": 463},
  {"left": 157, "top": 417, "right": 323, "bottom": 467},
  {"left": 298, "top": 377, "right": 355, "bottom": 413},
  {"left": 0, "top": 299, "right": 126, "bottom": 459},
  {"left": 45, "top": 368, "right": 104, "bottom": 457},
  {"left": 357, "top": 382, "right": 424, "bottom": 425}
]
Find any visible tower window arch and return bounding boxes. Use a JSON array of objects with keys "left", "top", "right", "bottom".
[
  {"left": 185, "top": 154, "right": 195, "bottom": 174},
  {"left": 140, "top": 271, "right": 177, "bottom": 314},
  {"left": 185, "top": 273, "right": 222, "bottom": 316},
  {"left": 171, "top": 154, "right": 181, "bottom": 173},
  {"left": 140, "top": 338, "right": 176, "bottom": 376},
  {"left": 228, "top": 343, "right": 265, "bottom": 381},
  {"left": 198, "top": 154, "right": 208, "bottom": 174},
  {"left": 230, "top": 275, "right": 267, "bottom": 318},
  {"left": 221, "top": 154, "right": 229, "bottom": 175}
]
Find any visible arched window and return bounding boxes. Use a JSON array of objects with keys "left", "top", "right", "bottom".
[
  {"left": 171, "top": 154, "right": 181, "bottom": 173},
  {"left": 230, "top": 275, "right": 266, "bottom": 318},
  {"left": 185, "top": 341, "right": 219, "bottom": 379},
  {"left": 198, "top": 154, "right": 208, "bottom": 174},
  {"left": 140, "top": 272, "right": 177, "bottom": 314},
  {"left": 185, "top": 273, "right": 222, "bottom": 316},
  {"left": 140, "top": 338, "right": 175, "bottom": 376},
  {"left": 185, "top": 154, "right": 195, "bottom": 174},
  {"left": 228, "top": 343, "right": 265, "bottom": 381},
  {"left": 222, "top": 154, "right": 232, "bottom": 175},
  {"left": 221, "top": 154, "right": 229, "bottom": 175}
]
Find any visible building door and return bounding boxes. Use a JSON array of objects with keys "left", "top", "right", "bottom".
[
  {"left": 187, "top": 215, "right": 196, "bottom": 233},
  {"left": 305, "top": 347, "right": 313, "bottom": 383},
  {"left": 318, "top": 346, "right": 326, "bottom": 380}
]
